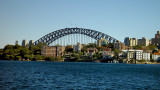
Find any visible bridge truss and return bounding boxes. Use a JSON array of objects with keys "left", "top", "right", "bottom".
[{"left": 34, "top": 28, "right": 119, "bottom": 46}]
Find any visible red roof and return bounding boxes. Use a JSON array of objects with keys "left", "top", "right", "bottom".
[{"left": 153, "top": 53, "right": 160, "bottom": 55}]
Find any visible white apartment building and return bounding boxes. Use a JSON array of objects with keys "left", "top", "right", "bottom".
[
  {"left": 136, "top": 50, "right": 143, "bottom": 60},
  {"left": 152, "top": 53, "right": 160, "bottom": 60},
  {"left": 122, "top": 50, "right": 143, "bottom": 60},
  {"left": 143, "top": 53, "right": 150, "bottom": 61}
]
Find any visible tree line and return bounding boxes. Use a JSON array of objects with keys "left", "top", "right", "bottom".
[{"left": 0, "top": 42, "right": 62, "bottom": 61}]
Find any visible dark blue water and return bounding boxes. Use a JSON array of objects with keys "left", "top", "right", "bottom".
[{"left": 0, "top": 60, "right": 160, "bottom": 90}]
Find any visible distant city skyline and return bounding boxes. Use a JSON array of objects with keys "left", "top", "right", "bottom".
[{"left": 0, "top": 0, "right": 160, "bottom": 48}]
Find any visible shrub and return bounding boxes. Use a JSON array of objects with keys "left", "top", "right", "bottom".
[{"left": 138, "top": 59, "right": 146, "bottom": 62}]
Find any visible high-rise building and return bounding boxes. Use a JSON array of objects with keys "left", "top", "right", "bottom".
[
  {"left": 124, "top": 37, "right": 137, "bottom": 47},
  {"left": 97, "top": 38, "right": 107, "bottom": 47},
  {"left": 29, "top": 40, "right": 34, "bottom": 46},
  {"left": 124, "top": 37, "right": 130, "bottom": 46},
  {"left": 22, "top": 40, "right": 27, "bottom": 47},
  {"left": 73, "top": 43, "right": 82, "bottom": 52},
  {"left": 151, "top": 38, "right": 155, "bottom": 45},
  {"left": 138, "top": 37, "right": 149, "bottom": 46},
  {"left": 151, "top": 31, "right": 160, "bottom": 45},
  {"left": 149, "top": 40, "right": 151, "bottom": 45},
  {"left": 97, "top": 40, "right": 101, "bottom": 47},
  {"left": 114, "top": 41, "right": 125, "bottom": 50},
  {"left": 124, "top": 37, "right": 149, "bottom": 46},
  {"left": 130, "top": 38, "right": 138, "bottom": 46}
]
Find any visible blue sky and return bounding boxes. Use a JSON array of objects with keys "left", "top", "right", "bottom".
[{"left": 0, "top": 0, "right": 160, "bottom": 48}]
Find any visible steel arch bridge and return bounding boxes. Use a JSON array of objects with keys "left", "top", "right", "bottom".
[{"left": 34, "top": 27, "right": 120, "bottom": 45}]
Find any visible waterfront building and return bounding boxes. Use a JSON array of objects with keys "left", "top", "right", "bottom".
[
  {"left": 114, "top": 41, "right": 125, "bottom": 50},
  {"left": 152, "top": 53, "right": 160, "bottom": 61},
  {"left": 152, "top": 50, "right": 160, "bottom": 60},
  {"left": 29, "top": 40, "right": 34, "bottom": 46},
  {"left": 99, "top": 49, "right": 114, "bottom": 57},
  {"left": 122, "top": 50, "right": 135, "bottom": 60},
  {"left": 101, "top": 50, "right": 115, "bottom": 61},
  {"left": 97, "top": 38, "right": 107, "bottom": 47},
  {"left": 138, "top": 37, "right": 149, "bottom": 46},
  {"left": 99, "top": 47, "right": 114, "bottom": 59},
  {"left": 41, "top": 45, "right": 65, "bottom": 57},
  {"left": 86, "top": 48, "right": 98, "bottom": 55},
  {"left": 135, "top": 50, "right": 143, "bottom": 60},
  {"left": 73, "top": 43, "right": 82, "bottom": 52},
  {"left": 143, "top": 52, "right": 150, "bottom": 61},
  {"left": 22, "top": 40, "right": 27, "bottom": 47},
  {"left": 122, "top": 49, "right": 143, "bottom": 60},
  {"left": 105, "top": 48, "right": 112, "bottom": 52}
]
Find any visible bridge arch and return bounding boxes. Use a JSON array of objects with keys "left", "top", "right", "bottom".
[{"left": 34, "top": 28, "right": 119, "bottom": 45}]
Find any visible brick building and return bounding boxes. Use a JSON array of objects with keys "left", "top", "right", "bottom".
[{"left": 41, "top": 46, "right": 65, "bottom": 57}]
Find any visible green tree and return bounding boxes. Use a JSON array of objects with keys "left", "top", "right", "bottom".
[
  {"left": 29, "top": 45, "right": 39, "bottom": 55},
  {"left": 93, "top": 53, "right": 97, "bottom": 59},
  {"left": 102, "top": 44, "right": 108, "bottom": 47},
  {"left": 29, "top": 55, "right": 34, "bottom": 60},
  {"left": 15, "top": 40, "right": 18, "bottom": 45},
  {"left": 152, "top": 49, "right": 158, "bottom": 53},
  {"left": 4, "top": 45, "right": 15, "bottom": 56},
  {"left": 56, "top": 56, "right": 62, "bottom": 61},
  {"left": 34, "top": 43, "right": 47, "bottom": 55},
  {"left": 138, "top": 59, "right": 146, "bottom": 62},
  {"left": 48, "top": 56, "right": 55, "bottom": 61},
  {"left": 35, "top": 55, "right": 44, "bottom": 60},
  {"left": 96, "top": 52, "right": 102, "bottom": 59},
  {"left": 20, "top": 47, "right": 31, "bottom": 58},
  {"left": 0, "top": 49, "right": 3, "bottom": 55},
  {"left": 1, "top": 43, "right": 46, "bottom": 60},
  {"left": 87, "top": 43, "right": 96, "bottom": 48},
  {"left": 133, "top": 45, "right": 143, "bottom": 49},
  {"left": 113, "top": 48, "right": 119, "bottom": 55},
  {"left": 142, "top": 46, "right": 149, "bottom": 52},
  {"left": 65, "top": 45, "right": 73, "bottom": 52},
  {"left": 107, "top": 43, "right": 114, "bottom": 48},
  {"left": 97, "top": 46, "right": 104, "bottom": 51},
  {"left": 148, "top": 45, "right": 157, "bottom": 50},
  {"left": 112, "top": 48, "right": 120, "bottom": 59},
  {"left": 3, "top": 45, "right": 15, "bottom": 60},
  {"left": 4, "top": 45, "right": 14, "bottom": 50},
  {"left": 150, "top": 59, "right": 156, "bottom": 62},
  {"left": 15, "top": 56, "right": 22, "bottom": 60},
  {"left": 81, "top": 44, "right": 87, "bottom": 52}
]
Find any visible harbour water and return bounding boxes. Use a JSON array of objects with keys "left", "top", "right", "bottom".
[{"left": 0, "top": 60, "right": 160, "bottom": 90}]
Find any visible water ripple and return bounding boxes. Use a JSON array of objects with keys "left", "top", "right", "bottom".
[{"left": 0, "top": 61, "right": 160, "bottom": 89}]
